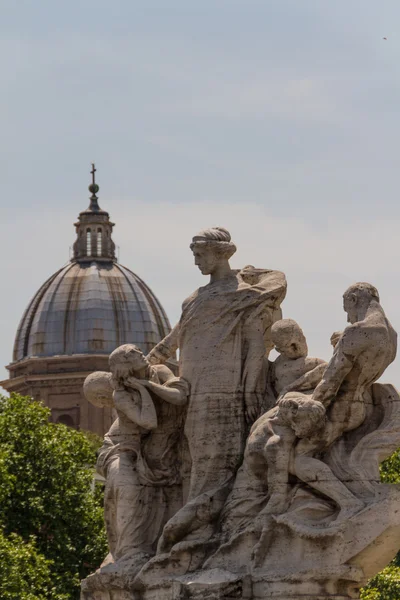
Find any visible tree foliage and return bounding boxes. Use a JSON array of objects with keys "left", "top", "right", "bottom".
[
  {"left": 0, "top": 530, "right": 58, "bottom": 600},
  {"left": 0, "top": 393, "right": 107, "bottom": 599}
]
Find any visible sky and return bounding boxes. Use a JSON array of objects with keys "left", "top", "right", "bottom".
[{"left": 1, "top": 0, "right": 400, "bottom": 386}]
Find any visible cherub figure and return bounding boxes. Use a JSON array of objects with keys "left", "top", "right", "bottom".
[
  {"left": 84, "top": 344, "right": 189, "bottom": 577},
  {"left": 270, "top": 319, "right": 327, "bottom": 398}
]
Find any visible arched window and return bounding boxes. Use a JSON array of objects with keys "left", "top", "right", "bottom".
[
  {"left": 86, "top": 229, "right": 92, "bottom": 256},
  {"left": 56, "top": 414, "right": 75, "bottom": 427},
  {"left": 97, "top": 228, "right": 102, "bottom": 257}
]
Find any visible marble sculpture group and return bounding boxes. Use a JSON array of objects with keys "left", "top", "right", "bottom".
[{"left": 81, "top": 227, "right": 400, "bottom": 600}]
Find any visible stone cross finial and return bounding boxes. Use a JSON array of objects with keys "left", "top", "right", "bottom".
[
  {"left": 88, "top": 162, "right": 100, "bottom": 209},
  {"left": 91, "top": 162, "right": 97, "bottom": 186}
]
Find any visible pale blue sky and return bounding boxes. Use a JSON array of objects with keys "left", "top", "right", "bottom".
[{"left": 1, "top": 1, "right": 400, "bottom": 384}]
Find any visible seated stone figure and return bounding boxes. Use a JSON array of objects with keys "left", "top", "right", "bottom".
[
  {"left": 289, "top": 284, "right": 397, "bottom": 509},
  {"left": 312, "top": 282, "right": 397, "bottom": 446},
  {"left": 83, "top": 344, "right": 189, "bottom": 583},
  {"left": 245, "top": 393, "right": 326, "bottom": 515}
]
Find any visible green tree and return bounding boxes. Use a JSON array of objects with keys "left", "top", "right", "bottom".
[
  {"left": 0, "top": 393, "right": 107, "bottom": 599},
  {"left": 0, "top": 530, "right": 59, "bottom": 600}
]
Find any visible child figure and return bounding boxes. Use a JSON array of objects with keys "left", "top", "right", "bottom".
[
  {"left": 83, "top": 344, "right": 189, "bottom": 577},
  {"left": 215, "top": 392, "right": 327, "bottom": 565},
  {"left": 270, "top": 319, "right": 327, "bottom": 398}
]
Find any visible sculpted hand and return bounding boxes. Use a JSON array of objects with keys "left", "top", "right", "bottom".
[
  {"left": 245, "top": 404, "right": 258, "bottom": 424},
  {"left": 245, "top": 397, "right": 261, "bottom": 424},
  {"left": 125, "top": 377, "right": 146, "bottom": 391},
  {"left": 135, "top": 379, "right": 150, "bottom": 387},
  {"left": 146, "top": 352, "right": 160, "bottom": 366},
  {"left": 277, "top": 387, "right": 291, "bottom": 400}
]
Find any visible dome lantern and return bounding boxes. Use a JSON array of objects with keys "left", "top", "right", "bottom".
[{"left": 72, "top": 164, "right": 116, "bottom": 262}]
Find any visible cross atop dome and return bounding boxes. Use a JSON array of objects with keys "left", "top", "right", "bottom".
[{"left": 88, "top": 162, "right": 101, "bottom": 212}]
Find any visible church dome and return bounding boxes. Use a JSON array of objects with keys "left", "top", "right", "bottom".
[
  {"left": 13, "top": 165, "right": 171, "bottom": 362},
  {"left": 13, "top": 262, "right": 171, "bottom": 361}
]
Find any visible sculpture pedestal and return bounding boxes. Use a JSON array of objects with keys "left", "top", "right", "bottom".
[
  {"left": 135, "top": 571, "right": 359, "bottom": 599},
  {"left": 81, "top": 593, "right": 135, "bottom": 600},
  {"left": 80, "top": 570, "right": 361, "bottom": 600},
  {"left": 81, "top": 482, "right": 400, "bottom": 600}
]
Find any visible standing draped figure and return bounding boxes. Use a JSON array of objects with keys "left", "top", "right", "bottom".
[{"left": 147, "top": 227, "right": 287, "bottom": 550}]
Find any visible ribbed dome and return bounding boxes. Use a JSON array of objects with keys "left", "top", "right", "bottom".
[{"left": 13, "top": 261, "right": 171, "bottom": 361}]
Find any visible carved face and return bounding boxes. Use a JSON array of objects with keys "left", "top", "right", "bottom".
[
  {"left": 95, "top": 392, "right": 114, "bottom": 408},
  {"left": 343, "top": 293, "right": 358, "bottom": 324},
  {"left": 192, "top": 247, "right": 220, "bottom": 275},
  {"left": 279, "top": 405, "right": 313, "bottom": 438},
  {"left": 291, "top": 416, "right": 314, "bottom": 438},
  {"left": 126, "top": 347, "right": 149, "bottom": 373},
  {"left": 273, "top": 333, "right": 307, "bottom": 359}
]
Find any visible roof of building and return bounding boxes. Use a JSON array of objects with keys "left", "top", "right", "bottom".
[{"left": 12, "top": 165, "right": 171, "bottom": 362}]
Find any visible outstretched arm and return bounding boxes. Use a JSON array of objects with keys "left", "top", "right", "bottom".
[
  {"left": 279, "top": 361, "right": 327, "bottom": 397},
  {"left": 138, "top": 378, "right": 189, "bottom": 406},
  {"left": 146, "top": 323, "right": 180, "bottom": 365}
]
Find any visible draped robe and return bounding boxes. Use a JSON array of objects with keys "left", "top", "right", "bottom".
[{"left": 156, "top": 269, "right": 287, "bottom": 506}]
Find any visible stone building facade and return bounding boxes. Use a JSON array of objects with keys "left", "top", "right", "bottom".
[{"left": 1, "top": 168, "right": 172, "bottom": 437}]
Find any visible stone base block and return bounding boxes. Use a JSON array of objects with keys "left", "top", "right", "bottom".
[
  {"left": 81, "top": 592, "right": 136, "bottom": 600},
  {"left": 81, "top": 569, "right": 362, "bottom": 600}
]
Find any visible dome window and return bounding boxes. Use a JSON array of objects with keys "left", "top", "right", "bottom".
[
  {"left": 86, "top": 229, "right": 92, "bottom": 256},
  {"left": 97, "top": 228, "right": 102, "bottom": 257}
]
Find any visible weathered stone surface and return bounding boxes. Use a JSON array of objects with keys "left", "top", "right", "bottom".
[
  {"left": 81, "top": 344, "right": 189, "bottom": 591},
  {"left": 81, "top": 228, "right": 400, "bottom": 600}
]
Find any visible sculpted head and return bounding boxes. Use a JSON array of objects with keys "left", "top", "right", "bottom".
[
  {"left": 271, "top": 319, "right": 308, "bottom": 359},
  {"left": 343, "top": 282, "right": 380, "bottom": 324},
  {"left": 278, "top": 392, "right": 326, "bottom": 438},
  {"left": 190, "top": 227, "right": 236, "bottom": 276},
  {"left": 109, "top": 344, "right": 149, "bottom": 383},
  {"left": 83, "top": 371, "right": 114, "bottom": 408}
]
